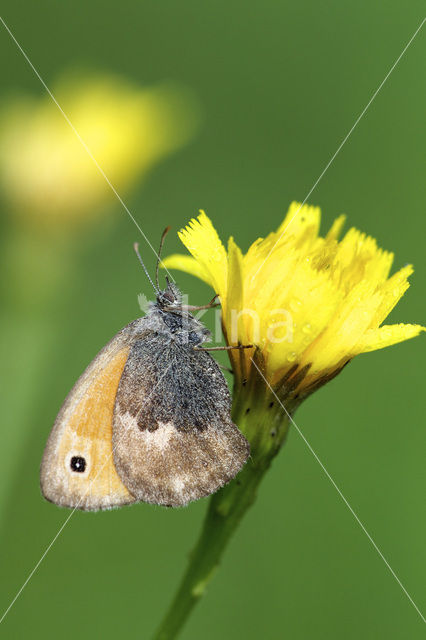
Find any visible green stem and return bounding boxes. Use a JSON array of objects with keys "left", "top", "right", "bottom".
[{"left": 153, "top": 378, "right": 291, "bottom": 640}]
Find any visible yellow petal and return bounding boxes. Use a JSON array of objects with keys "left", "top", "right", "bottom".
[
  {"left": 325, "top": 214, "right": 346, "bottom": 242},
  {"left": 225, "top": 237, "right": 244, "bottom": 345},
  {"left": 301, "top": 285, "right": 383, "bottom": 373},
  {"left": 276, "top": 201, "right": 321, "bottom": 245},
  {"left": 177, "top": 211, "right": 228, "bottom": 299},
  {"left": 161, "top": 254, "right": 212, "bottom": 286},
  {"left": 356, "top": 324, "right": 425, "bottom": 353},
  {"left": 370, "top": 264, "right": 413, "bottom": 328}
]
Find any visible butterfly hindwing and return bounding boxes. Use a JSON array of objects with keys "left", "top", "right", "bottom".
[{"left": 112, "top": 334, "right": 250, "bottom": 507}]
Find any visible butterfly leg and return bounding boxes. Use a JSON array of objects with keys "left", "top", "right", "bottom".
[
  {"left": 180, "top": 295, "right": 221, "bottom": 312},
  {"left": 194, "top": 344, "right": 253, "bottom": 352}
]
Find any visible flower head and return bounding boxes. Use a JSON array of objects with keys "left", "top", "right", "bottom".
[
  {"left": 163, "top": 203, "right": 424, "bottom": 402},
  {"left": 0, "top": 73, "right": 200, "bottom": 227}
]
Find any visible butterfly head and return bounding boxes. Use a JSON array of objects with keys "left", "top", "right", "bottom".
[{"left": 156, "top": 280, "right": 182, "bottom": 309}]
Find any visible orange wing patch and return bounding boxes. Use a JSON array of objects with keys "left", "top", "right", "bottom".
[{"left": 41, "top": 347, "right": 135, "bottom": 510}]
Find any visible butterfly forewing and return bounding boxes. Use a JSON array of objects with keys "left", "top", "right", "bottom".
[{"left": 40, "top": 322, "right": 146, "bottom": 510}]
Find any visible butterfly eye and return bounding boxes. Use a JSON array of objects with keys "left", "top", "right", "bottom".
[{"left": 70, "top": 456, "right": 86, "bottom": 473}]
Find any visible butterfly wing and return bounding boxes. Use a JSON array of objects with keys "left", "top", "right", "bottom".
[
  {"left": 112, "top": 335, "right": 250, "bottom": 507},
  {"left": 40, "top": 319, "right": 147, "bottom": 511}
]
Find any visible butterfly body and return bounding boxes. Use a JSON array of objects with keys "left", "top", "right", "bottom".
[{"left": 41, "top": 282, "right": 250, "bottom": 510}]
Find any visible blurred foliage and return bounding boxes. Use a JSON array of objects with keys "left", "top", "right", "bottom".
[{"left": 0, "top": 2, "right": 424, "bottom": 639}]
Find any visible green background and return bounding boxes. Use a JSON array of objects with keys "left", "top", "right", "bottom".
[{"left": 0, "top": 2, "right": 425, "bottom": 638}]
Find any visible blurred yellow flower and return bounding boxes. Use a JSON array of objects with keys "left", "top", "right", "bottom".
[
  {"left": 0, "top": 73, "right": 200, "bottom": 226},
  {"left": 163, "top": 203, "right": 424, "bottom": 397}
]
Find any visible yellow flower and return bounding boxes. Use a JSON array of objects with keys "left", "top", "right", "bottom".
[
  {"left": 0, "top": 73, "right": 200, "bottom": 227},
  {"left": 163, "top": 202, "right": 424, "bottom": 398}
]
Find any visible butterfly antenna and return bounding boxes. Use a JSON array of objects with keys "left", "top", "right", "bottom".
[
  {"left": 133, "top": 243, "right": 160, "bottom": 294},
  {"left": 155, "top": 226, "right": 171, "bottom": 290}
]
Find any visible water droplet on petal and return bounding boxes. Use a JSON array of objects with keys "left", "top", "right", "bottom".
[
  {"left": 287, "top": 351, "right": 297, "bottom": 362},
  {"left": 289, "top": 298, "right": 302, "bottom": 312},
  {"left": 302, "top": 323, "right": 312, "bottom": 334}
]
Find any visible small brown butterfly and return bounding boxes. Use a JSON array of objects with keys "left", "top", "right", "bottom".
[{"left": 40, "top": 231, "right": 250, "bottom": 511}]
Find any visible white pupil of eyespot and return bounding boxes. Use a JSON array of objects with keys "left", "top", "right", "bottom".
[{"left": 70, "top": 456, "right": 86, "bottom": 473}]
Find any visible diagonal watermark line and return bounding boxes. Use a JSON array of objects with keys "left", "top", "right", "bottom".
[
  {"left": 0, "top": 356, "right": 176, "bottom": 626},
  {"left": 250, "top": 358, "right": 426, "bottom": 624},
  {"left": 0, "top": 510, "right": 75, "bottom": 625},
  {"left": 252, "top": 16, "right": 426, "bottom": 281},
  {"left": 0, "top": 14, "right": 175, "bottom": 281}
]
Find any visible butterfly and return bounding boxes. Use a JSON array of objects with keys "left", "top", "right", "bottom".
[{"left": 40, "top": 230, "right": 250, "bottom": 510}]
